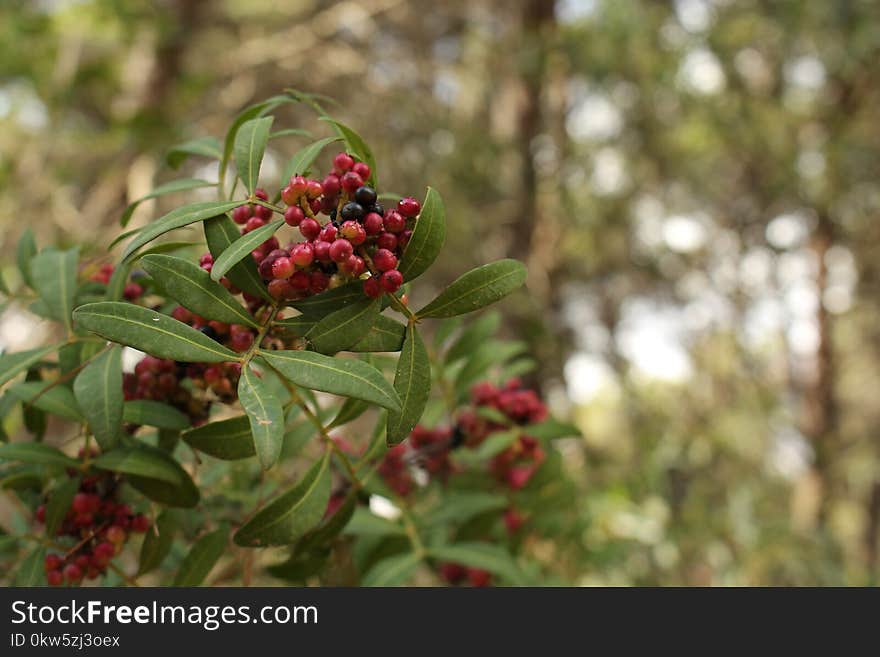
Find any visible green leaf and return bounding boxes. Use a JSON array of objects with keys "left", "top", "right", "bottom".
[
  {"left": 173, "top": 527, "right": 227, "bottom": 586},
  {"left": 345, "top": 508, "right": 406, "bottom": 538},
  {"left": 280, "top": 136, "right": 341, "bottom": 184},
  {"left": 210, "top": 219, "right": 283, "bottom": 282},
  {"left": 123, "top": 400, "right": 190, "bottom": 430},
  {"left": 141, "top": 254, "right": 258, "bottom": 328},
  {"left": 238, "top": 364, "right": 284, "bottom": 470},
  {"left": 31, "top": 248, "right": 78, "bottom": 332},
  {"left": 204, "top": 214, "right": 271, "bottom": 301},
  {"left": 295, "top": 494, "right": 357, "bottom": 554},
  {"left": 73, "top": 347, "right": 123, "bottom": 450},
  {"left": 73, "top": 302, "right": 237, "bottom": 363},
  {"left": 0, "top": 345, "right": 56, "bottom": 387},
  {"left": 8, "top": 383, "right": 83, "bottom": 421},
  {"left": 92, "top": 445, "right": 183, "bottom": 484},
  {"left": 274, "top": 314, "right": 318, "bottom": 339},
  {"left": 526, "top": 419, "right": 582, "bottom": 441},
  {"left": 446, "top": 312, "right": 501, "bottom": 363},
  {"left": 16, "top": 228, "right": 37, "bottom": 288},
  {"left": 121, "top": 200, "right": 245, "bottom": 261},
  {"left": 261, "top": 351, "right": 400, "bottom": 412},
  {"left": 328, "top": 397, "right": 369, "bottom": 429},
  {"left": 417, "top": 260, "right": 526, "bottom": 318},
  {"left": 105, "top": 260, "right": 132, "bottom": 302},
  {"left": 138, "top": 510, "right": 178, "bottom": 576},
  {"left": 15, "top": 546, "right": 47, "bottom": 586},
  {"left": 306, "top": 297, "right": 380, "bottom": 354},
  {"left": 44, "top": 477, "right": 80, "bottom": 537},
  {"left": 234, "top": 452, "right": 331, "bottom": 547},
  {"left": 166, "top": 136, "right": 222, "bottom": 169},
  {"left": 398, "top": 187, "right": 446, "bottom": 282},
  {"left": 289, "top": 282, "right": 364, "bottom": 315},
  {"left": 266, "top": 551, "right": 329, "bottom": 582},
  {"left": 455, "top": 341, "right": 526, "bottom": 393},
  {"left": 220, "top": 96, "right": 293, "bottom": 190},
  {"left": 121, "top": 178, "right": 217, "bottom": 227},
  {"left": 347, "top": 314, "right": 406, "bottom": 353},
  {"left": 0, "top": 442, "right": 78, "bottom": 468},
  {"left": 234, "top": 116, "right": 274, "bottom": 195},
  {"left": 386, "top": 323, "right": 430, "bottom": 446},
  {"left": 429, "top": 543, "right": 527, "bottom": 585},
  {"left": 319, "top": 117, "right": 377, "bottom": 185},
  {"left": 362, "top": 552, "right": 420, "bottom": 586},
  {"left": 126, "top": 446, "right": 199, "bottom": 508},
  {"left": 424, "top": 492, "right": 508, "bottom": 527},
  {"left": 471, "top": 429, "right": 520, "bottom": 460},
  {"left": 270, "top": 128, "right": 312, "bottom": 140},
  {"left": 181, "top": 415, "right": 254, "bottom": 460}
]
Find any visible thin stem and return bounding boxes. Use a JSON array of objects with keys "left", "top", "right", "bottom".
[
  {"left": 240, "top": 305, "right": 280, "bottom": 366},
  {"left": 387, "top": 293, "right": 417, "bottom": 322}
]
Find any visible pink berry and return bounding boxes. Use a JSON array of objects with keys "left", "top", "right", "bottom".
[
  {"left": 363, "top": 212, "right": 384, "bottom": 236},
  {"left": 341, "top": 171, "right": 364, "bottom": 193},
  {"left": 380, "top": 269, "right": 403, "bottom": 293},
  {"left": 321, "top": 174, "right": 341, "bottom": 197},
  {"left": 376, "top": 232, "right": 398, "bottom": 251},
  {"left": 232, "top": 205, "right": 252, "bottom": 224},
  {"left": 245, "top": 216, "right": 266, "bottom": 233},
  {"left": 333, "top": 152, "right": 354, "bottom": 173},
  {"left": 344, "top": 255, "right": 366, "bottom": 277},
  {"left": 384, "top": 210, "right": 406, "bottom": 233},
  {"left": 373, "top": 248, "right": 398, "bottom": 272},
  {"left": 397, "top": 196, "right": 421, "bottom": 217},
  {"left": 352, "top": 162, "right": 371, "bottom": 179},
  {"left": 253, "top": 204, "right": 273, "bottom": 220},
  {"left": 271, "top": 257, "right": 294, "bottom": 280},
  {"left": 290, "top": 242, "right": 315, "bottom": 268},
  {"left": 289, "top": 271, "right": 311, "bottom": 291},
  {"left": 288, "top": 175, "right": 308, "bottom": 196},
  {"left": 363, "top": 276, "right": 382, "bottom": 298},
  {"left": 306, "top": 179, "right": 323, "bottom": 199},
  {"left": 254, "top": 188, "right": 269, "bottom": 201},
  {"left": 319, "top": 224, "right": 338, "bottom": 242},
  {"left": 313, "top": 241, "right": 332, "bottom": 263},
  {"left": 329, "top": 239, "right": 353, "bottom": 263}
]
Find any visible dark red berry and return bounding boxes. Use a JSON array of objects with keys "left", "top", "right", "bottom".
[
  {"left": 47, "top": 570, "right": 64, "bottom": 586},
  {"left": 384, "top": 210, "right": 406, "bottom": 233},
  {"left": 313, "top": 240, "right": 332, "bottom": 263},
  {"left": 319, "top": 224, "right": 338, "bottom": 242},
  {"left": 271, "top": 257, "right": 294, "bottom": 279},
  {"left": 253, "top": 204, "right": 273, "bottom": 220},
  {"left": 35, "top": 505, "right": 46, "bottom": 523},
  {"left": 321, "top": 174, "right": 341, "bottom": 197},
  {"left": 71, "top": 493, "right": 91, "bottom": 514},
  {"left": 341, "top": 172, "right": 364, "bottom": 193},
  {"left": 44, "top": 554, "right": 62, "bottom": 572},
  {"left": 344, "top": 255, "right": 366, "bottom": 277},
  {"left": 333, "top": 152, "right": 354, "bottom": 173},
  {"left": 267, "top": 278, "right": 295, "bottom": 300},
  {"left": 131, "top": 514, "right": 150, "bottom": 533},
  {"left": 373, "top": 249, "right": 398, "bottom": 272},
  {"left": 380, "top": 269, "right": 403, "bottom": 293},
  {"left": 245, "top": 216, "right": 266, "bottom": 232},
  {"left": 63, "top": 564, "right": 83, "bottom": 584},
  {"left": 232, "top": 205, "right": 252, "bottom": 224},
  {"left": 363, "top": 276, "right": 382, "bottom": 298},
  {"left": 329, "top": 239, "right": 353, "bottom": 263},
  {"left": 254, "top": 188, "right": 269, "bottom": 201},
  {"left": 363, "top": 212, "right": 384, "bottom": 236},
  {"left": 299, "top": 217, "right": 321, "bottom": 240},
  {"left": 310, "top": 271, "right": 330, "bottom": 294},
  {"left": 284, "top": 206, "right": 305, "bottom": 227},
  {"left": 376, "top": 232, "right": 398, "bottom": 251},
  {"left": 352, "top": 162, "right": 371, "bottom": 180},
  {"left": 289, "top": 271, "right": 311, "bottom": 291},
  {"left": 398, "top": 196, "right": 421, "bottom": 217}
]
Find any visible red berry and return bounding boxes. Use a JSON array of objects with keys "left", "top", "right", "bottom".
[
  {"left": 299, "top": 217, "right": 321, "bottom": 240},
  {"left": 35, "top": 504, "right": 46, "bottom": 523},
  {"left": 321, "top": 174, "right": 341, "bottom": 197},
  {"left": 47, "top": 570, "right": 64, "bottom": 586},
  {"left": 363, "top": 276, "right": 382, "bottom": 298},
  {"left": 254, "top": 188, "right": 269, "bottom": 201},
  {"left": 131, "top": 514, "right": 150, "bottom": 533},
  {"left": 245, "top": 216, "right": 266, "bottom": 232},
  {"left": 399, "top": 229, "right": 413, "bottom": 249},
  {"left": 319, "top": 224, "right": 338, "bottom": 242},
  {"left": 333, "top": 152, "right": 355, "bottom": 173},
  {"left": 289, "top": 271, "right": 311, "bottom": 291},
  {"left": 123, "top": 283, "right": 143, "bottom": 300},
  {"left": 340, "top": 221, "right": 366, "bottom": 245},
  {"left": 380, "top": 269, "right": 403, "bottom": 293},
  {"left": 281, "top": 205, "right": 302, "bottom": 227},
  {"left": 63, "top": 564, "right": 83, "bottom": 584},
  {"left": 306, "top": 179, "right": 323, "bottom": 199},
  {"left": 44, "top": 554, "right": 63, "bottom": 572},
  {"left": 172, "top": 306, "right": 192, "bottom": 323},
  {"left": 397, "top": 196, "right": 421, "bottom": 217},
  {"left": 106, "top": 525, "right": 126, "bottom": 544},
  {"left": 363, "top": 212, "right": 384, "bottom": 236},
  {"left": 253, "top": 204, "right": 273, "bottom": 220},
  {"left": 271, "top": 257, "right": 294, "bottom": 280},
  {"left": 329, "top": 239, "right": 353, "bottom": 263},
  {"left": 313, "top": 240, "right": 332, "bottom": 263},
  {"left": 440, "top": 563, "right": 467, "bottom": 585},
  {"left": 71, "top": 492, "right": 91, "bottom": 514},
  {"left": 232, "top": 205, "right": 252, "bottom": 224},
  {"left": 267, "top": 278, "right": 295, "bottom": 300},
  {"left": 373, "top": 249, "right": 398, "bottom": 272},
  {"left": 344, "top": 255, "right": 366, "bottom": 277},
  {"left": 352, "top": 162, "right": 371, "bottom": 180},
  {"left": 341, "top": 171, "right": 364, "bottom": 193},
  {"left": 376, "top": 232, "right": 398, "bottom": 251},
  {"left": 288, "top": 175, "right": 308, "bottom": 197},
  {"left": 384, "top": 210, "right": 406, "bottom": 233},
  {"left": 467, "top": 568, "right": 491, "bottom": 587},
  {"left": 309, "top": 271, "right": 330, "bottom": 294},
  {"left": 281, "top": 185, "right": 299, "bottom": 206},
  {"left": 504, "top": 508, "right": 524, "bottom": 533},
  {"left": 231, "top": 331, "right": 254, "bottom": 352},
  {"left": 290, "top": 242, "right": 315, "bottom": 268},
  {"left": 95, "top": 542, "right": 116, "bottom": 559}
]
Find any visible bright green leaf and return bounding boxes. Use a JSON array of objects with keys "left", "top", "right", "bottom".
[
  {"left": 234, "top": 116, "right": 273, "bottom": 195},
  {"left": 121, "top": 178, "right": 216, "bottom": 227},
  {"left": 280, "top": 136, "right": 341, "bottom": 184},
  {"left": 417, "top": 259, "right": 527, "bottom": 318}
]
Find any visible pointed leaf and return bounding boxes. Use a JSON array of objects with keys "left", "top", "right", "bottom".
[
  {"left": 416, "top": 259, "right": 527, "bottom": 318},
  {"left": 386, "top": 323, "right": 430, "bottom": 446},
  {"left": 15, "top": 547, "right": 47, "bottom": 586},
  {"left": 126, "top": 446, "right": 199, "bottom": 508},
  {"left": 210, "top": 219, "right": 283, "bottom": 282},
  {"left": 16, "top": 228, "right": 37, "bottom": 288},
  {"left": 121, "top": 201, "right": 245, "bottom": 261},
  {"left": 362, "top": 552, "right": 420, "bottom": 587},
  {"left": 280, "top": 136, "right": 341, "bottom": 184},
  {"left": 105, "top": 260, "right": 132, "bottom": 302},
  {"left": 428, "top": 542, "right": 527, "bottom": 585},
  {"left": 31, "top": 248, "right": 78, "bottom": 331},
  {"left": 123, "top": 400, "right": 190, "bottom": 430},
  {"left": 328, "top": 397, "right": 369, "bottom": 429},
  {"left": 73, "top": 347, "right": 122, "bottom": 450},
  {"left": 234, "top": 452, "right": 331, "bottom": 547},
  {"left": 204, "top": 214, "right": 271, "bottom": 301},
  {"left": 166, "top": 136, "right": 222, "bottom": 169},
  {"left": 44, "top": 478, "right": 79, "bottom": 537},
  {"left": 181, "top": 415, "right": 255, "bottom": 460},
  {"left": 319, "top": 117, "right": 377, "bottom": 185},
  {"left": 347, "top": 314, "right": 406, "bottom": 353},
  {"left": 446, "top": 311, "right": 501, "bottom": 363},
  {"left": 234, "top": 116, "right": 274, "bottom": 195},
  {"left": 121, "top": 178, "right": 216, "bottom": 227},
  {"left": 398, "top": 187, "right": 446, "bottom": 282},
  {"left": 238, "top": 364, "right": 284, "bottom": 470},
  {"left": 138, "top": 510, "right": 178, "bottom": 576},
  {"left": 220, "top": 95, "right": 293, "bottom": 188},
  {"left": 141, "top": 254, "right": 257, "bottom": 328},
  {"left": 274, "top": 314, "right": 318, "bottom": 339},
  {"left": 73, "top": 302, "right": 237, "bottom": 363},
  {"left": 0, "top": 345, "right": 57, "bottom": 387},
  {"left": 8, "top": 383, "right": 82, "bottom": 421},
  {"left": 0, "top": 443, "right": 78, "bottom": 468},
  {"left": 289, "top": 282, "right": 364, "bottom": 315},
  {"left": 173, "top": 527, "right": 227, "bottom": 586},
  {"left": 306, "top": 297, "right": 380, "bottom": 354},
  {"left": 92, "top": 446, "right": 183, "bottom": 484},
  {"left": 261, "top": 351, "right": 400, "bottom": 412}
]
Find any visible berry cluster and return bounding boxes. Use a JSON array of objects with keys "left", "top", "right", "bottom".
[
  {"left": 89, "top": 263, "right": 143, "bottom": 301},
  {"left": 36, "top": 462, "right": 150, "bottom": 586},
  {"left": 233, "top": 152, "right": 420, "bottom": 301},
  {"left": 439, "top": 563, "right": 492, "bottom": 588}
]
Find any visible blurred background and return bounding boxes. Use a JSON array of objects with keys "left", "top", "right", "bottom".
[{"left": 2, "top": 0, "right": 880, "bottom": 585}]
